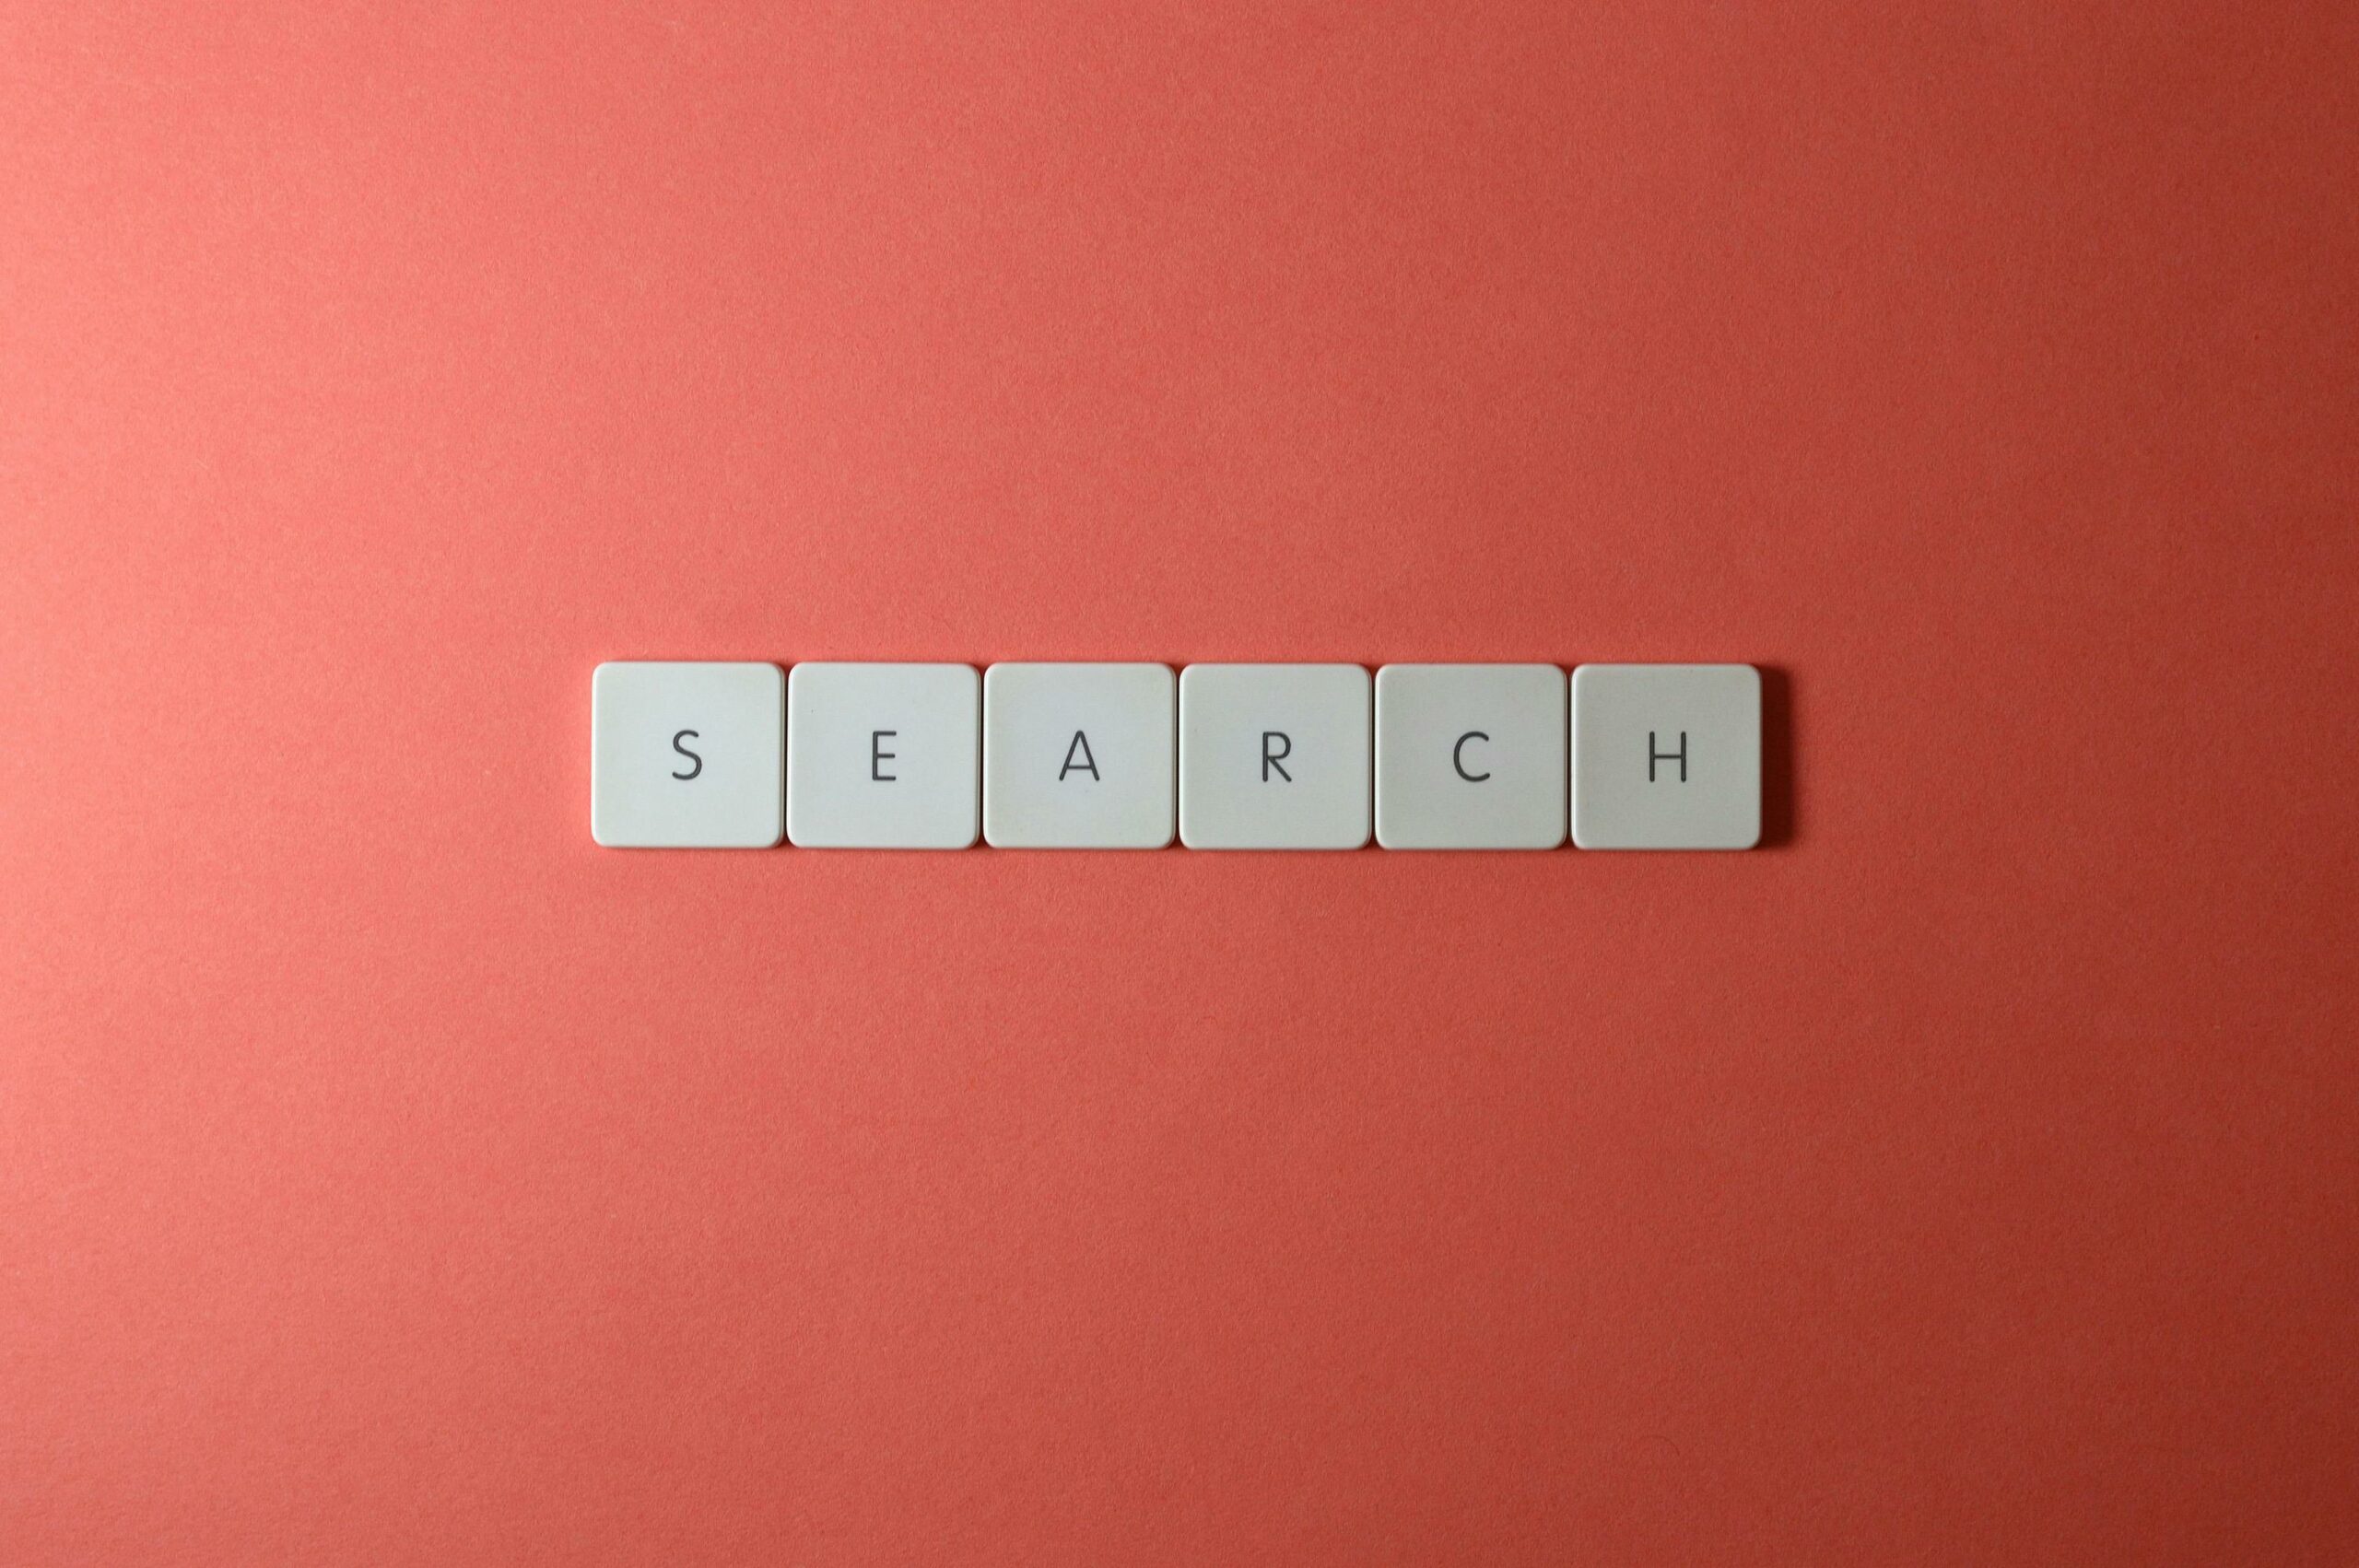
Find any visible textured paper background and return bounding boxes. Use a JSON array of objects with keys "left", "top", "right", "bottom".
[{"left": 3, "top": 4, "right": 2353, "bottom": 1562}]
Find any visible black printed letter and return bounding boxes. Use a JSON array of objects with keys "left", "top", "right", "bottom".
[
  {"left": 1648, "top": 730, "right": 1688, "bottom": 784},
  {"left": 1261, "top": 731, "right": 1294, "bottom": 783},
  {"left": 1060, "top": 731, "right": 1099, "bottom": 781},
  {"left": 670, "top": 730, "right": 702, "bottom": 780},
  {"left": 872, "top": 730, "right": 898, "bottom": 782},
  {"left": 1452, "top": 731, "right": 1492, "bottom": 782}
]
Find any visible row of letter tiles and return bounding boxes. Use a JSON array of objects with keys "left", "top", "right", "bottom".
[{"left": 590, "top": 661, "right": 1761, "bottom": 851}]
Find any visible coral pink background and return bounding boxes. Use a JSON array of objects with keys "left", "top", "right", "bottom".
[{"left": 5, "top": 3, "right": 2353, "bottom": 1562}]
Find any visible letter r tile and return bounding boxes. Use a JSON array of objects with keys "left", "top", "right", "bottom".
[{"left": 1178, "top": 664, "right": 1371, "bottom": 850}]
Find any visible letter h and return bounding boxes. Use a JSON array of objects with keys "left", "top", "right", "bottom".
[{"left": 1649, "top": 730, "right": 1688, "bottom": 784}]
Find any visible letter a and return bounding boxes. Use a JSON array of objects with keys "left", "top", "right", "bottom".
[{"left": 1060, "top": 730, "right": 1100, "bottom": 781}]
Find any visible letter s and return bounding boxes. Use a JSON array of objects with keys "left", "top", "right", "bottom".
[{"left": 670, "top": 729, "right": 703, "bottom": 780}]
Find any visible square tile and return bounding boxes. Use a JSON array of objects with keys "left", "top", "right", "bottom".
[
  {"left": 787, "top": 662, "right": 980, "bottom": 848},
  {"left": 1374, "top": 664, "right": 1567, "bottom": 849},
  {"left": 1178, "top": 664, "right": 1371, "bottom": 849},
  {"left": 591, "top": 661, "right": 783, "bottom": 848},
  {"left": 983, "top": 662, "right": 1176, "bottom": 848},
  {"left": 1570, "top": 663, "right": 1760, "bottom": 850}
]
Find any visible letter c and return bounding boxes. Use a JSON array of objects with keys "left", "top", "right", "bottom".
[{"left": 1452, "top": 731, "right": 1491, "bottom": 782}]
